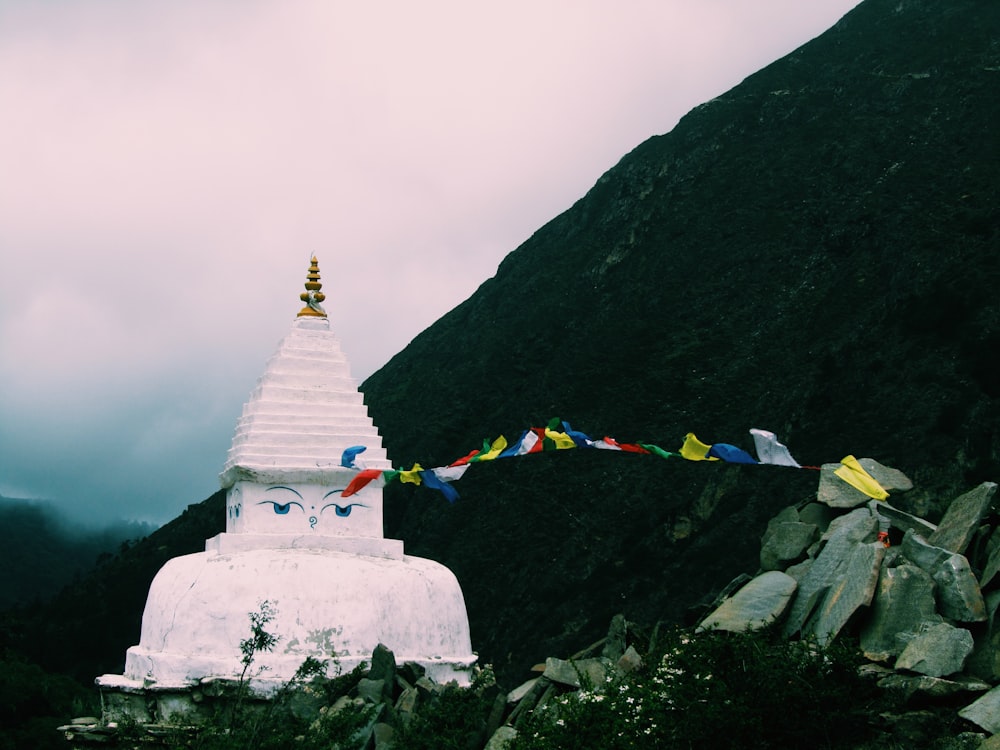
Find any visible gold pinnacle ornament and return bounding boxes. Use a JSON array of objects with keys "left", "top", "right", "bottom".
[{"left": 297, "top": 256, "right": 328, "bottom": 317}]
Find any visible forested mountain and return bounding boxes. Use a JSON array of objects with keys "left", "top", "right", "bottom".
[{"left": 361, "top": 0, "right": 999, "bottom": 685}]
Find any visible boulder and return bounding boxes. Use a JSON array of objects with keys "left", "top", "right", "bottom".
[
  {"left": 817, "top": 464, "right": 875, "bottom": 509},
  {"left": 860, "top": 563, "right": 941, "bottom": 661},
  {"left": 959, "top": 684, "right": 1000, "bottom": 734},
  {"left": 797, "top": 502, "right": 835, "bottom": 534},
  {"left": 802, "top": 541, "right": 885, "bottom": 645},
  {"left": 899, "top": 531, "right": 987, "bottom": 622},
  {"left": 928, "top": 482, "right": 997, "bottom": 555},
  {"left": 878, "top": 673, "right": 991, "bottom": 702},
  {"left": 783, "top": 508, "right": 877, "bottom": 637},
  {"left": 978, "top": 526, "right": 1000, "bottom": 588},
  {"left": 759, "top": 521, "right": 819, "bottom": 571},
  {"left": 869, "top": 500, "right": 937, "bottom": 539},
  {"left": 541, "top": 657, "right": 610, "bottom": 689},
  {"left": 816, "top": 459, "right": 910, "bottom": 509},
  {"left": 857, "top": 459, "right": 913, "bottom": 493},
  {"left": 966, "top": 590, "right": 1000, "bottom": 682},
  {"left": 932, "top": 554, "right": 987, "bottom": 623},
  {"left": 894, "top": 622, "right": 974, "bottom": 677},
  {"left": 697, "top": 571, "right": 797, "bottom": 633},
  {"left": 484, "top": 726, "right": 518, "bottom": 750}
]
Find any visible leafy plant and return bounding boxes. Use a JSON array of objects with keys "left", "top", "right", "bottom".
[{"left": 511, "top": 627, "right": 898, "bottom": 750}]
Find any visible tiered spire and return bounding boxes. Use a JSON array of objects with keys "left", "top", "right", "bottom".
[{"left": 297, "top": 256, "right": 327, "bottom": 317}]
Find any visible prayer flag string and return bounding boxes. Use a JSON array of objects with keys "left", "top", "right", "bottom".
[{"left": 339, "top": 421, "right": 888, "bottom": 504}]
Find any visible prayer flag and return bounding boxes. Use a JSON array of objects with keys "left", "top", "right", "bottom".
[
  {"left": 431, "top": 465, "right": 470, "bottom": 482},
  {"left": 340, "top": 445, "right": 367, "bottom": 469},
  {"left": 834, "top": 455, "right": 889, "bottom": 500},
  {"left": 544, "top": 427, "right": 577, "bottom": 450},
  {"left": 707, "top": 443, "right": 759, "bottom": 464},
  {"left": 420, "top": 470, "right": 460, "bottom": 503},
  {"left": 399, "top": 463, "right": 424, "bottom": 485},
  {"left": 471, "top": 436, "right": 508, "bottom": 462},
  {"left": 639, "top": 443, "right": 677, "bottom": 460},
  {"left": 341, "top": 468, "right": 382, "bottom": 497},
  {"left": 449, "top": 449, "right": 481, "bottom": 467},
  {"left": 519, "top": 430, "right": 543, "bottom": 455},
  {"left": 680, "top": 433, "right": 718, "bottom": 461},
  {"left": 593, "top": 437, "right": 624, "bottom": 451},
  {"left": 749, "top": 429, "right": 801, "bottom": 467},
  {"left": 561, "top": 421, "right": 593, "bottom": 448},
  {"left": 499, "top": 430, "right": 530, "bottom": 458}
]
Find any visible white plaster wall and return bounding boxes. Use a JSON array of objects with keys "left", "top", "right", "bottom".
[
  {"left": 226, "top": 479, "right": 383, "bottom": 538},
  {"left": 119, "top": 548, "right": 477, "bottom": 688}
]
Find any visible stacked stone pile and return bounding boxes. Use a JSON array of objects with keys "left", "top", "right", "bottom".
[{"left": 695, "top": 462, "right": 1000, "bottom": 737}]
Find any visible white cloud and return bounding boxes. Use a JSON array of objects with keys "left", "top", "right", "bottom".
[{"left": 0, "top": 0, "right": 862, "bottom": 524}]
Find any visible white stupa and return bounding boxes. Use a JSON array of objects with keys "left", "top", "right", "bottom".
[{"left": 98, "top": 258, "right": 476, "bottom": 713}]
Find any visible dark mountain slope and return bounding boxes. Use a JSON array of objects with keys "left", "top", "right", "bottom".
[{"left": 363, "top": 0, "right": 1000, "bottom": 685}]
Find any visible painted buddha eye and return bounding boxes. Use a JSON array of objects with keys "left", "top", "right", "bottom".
[
  {"left": 321, "top": 502, "right": 364, "bottom": 517},
  {"left": 258, "top": 500, "right": 304, "bottom": 515}
]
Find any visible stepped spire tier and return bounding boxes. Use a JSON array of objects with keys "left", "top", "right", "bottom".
[{"left": 97, "top": 259, "right": 476, "bottom": 722}]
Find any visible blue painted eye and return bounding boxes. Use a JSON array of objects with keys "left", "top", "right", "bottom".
[
  {"left": 258, "top": 500, "right": 303, "bottom": 515},
  {"left": 322, "top": 502, "right": 364, "bottom": 517}
]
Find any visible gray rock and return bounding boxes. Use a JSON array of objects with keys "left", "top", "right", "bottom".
[
  {"left": 484, "top": 726, "right": 518, "bottom": 750},
  {"left": 932, "top": 553, "right": 987, "bottom": 622},
  {"left": 541, "top": 657, "right": 610, "bottom": 689},
  {"left": 783, "top": 508, "right": 877, "bottom": 637},
  {"left": 860, "top": 563, "right": 941, "bottom": 661},
  {"left": 356, "top": 678, "right": 386, "bottom": 705},
  {"left": 929, "top": 482, "right": 998, "bottom": 555},
  {"left": 601, "top": 614, "right": 627, "bottom": 661},
  {"left": 759, "top": 521, "right": 819, "bottom": 571},
  {"left": 797, "top": 502, "right": 835, "bottom": 533},
  {"left": 616, "top": 645, "right": 643, "bottom": 675},
  {"left": 967, "top": 591, "right": 1000, "bottom": 682},
  {"left": 959, "top": 684, "right": 1000, "bottom": 734},
  {"left": 369, "top": 644, "right": 397, "bottom": 686},
  {"left": 979, "top": 526, "right": 1000, "bottom": 588},
  {"left": 373, "top": 721, "right": 395, "bottom": 749},
  {"left": 895, "top": 622, "right": 974, "bottom": 677},
  {"left": 870, "top": 500, "right": 937, "bottom": 539},
  {"left": 900, "top": 530, "right": 953, "bottom": 571},
  {"left": 762, "top": 506, "right": 800, "bottom": 546},
  {"left": 394, "top": 686, "right": 418, "bottom": 726},
  {"left": 802, "top": 541, "right": 885, "bottom": 645},
  {"left": 506, "top": 677, "right": 539, "bottom": 704},
  {"left": 697, "top": 571, "right": 797, "bottom": 633},
  {"left": 817, "top": 463, "right": 875, "bottom": 509},
  {"left": 898, "top": 530, "right": 985, "bottom": 621},
  {"left": 857, "top": 458, "right": 913, "bottom": 492},
  {"left": 878, "top": 673, "right": 991, "bottom": 702},
  {"left": 784, "top": 558, "right": 813, "bottom": 583}
]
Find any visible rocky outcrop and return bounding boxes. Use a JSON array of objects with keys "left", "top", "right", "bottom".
[{"left": 698, "top": 472, "right": 1000, "bottom": 734}]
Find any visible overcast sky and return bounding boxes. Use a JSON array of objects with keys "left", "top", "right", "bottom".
[{"left": 0, "top": 0, "right": 861, "bottom": 527}]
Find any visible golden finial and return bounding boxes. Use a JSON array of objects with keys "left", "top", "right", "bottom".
[{"left": 297, "top": 256, "right": 327, "bottom": 317}]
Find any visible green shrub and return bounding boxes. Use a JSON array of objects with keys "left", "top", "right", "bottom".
[{"left": 512, "top": 627, "right": 896, "bottom": 750}]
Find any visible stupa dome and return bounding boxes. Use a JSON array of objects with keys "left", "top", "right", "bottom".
[{"left": 98, "top": 259, "right": 476, "bottom": 712}]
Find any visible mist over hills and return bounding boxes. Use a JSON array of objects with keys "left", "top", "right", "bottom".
[
  {"left": 0, "top": 495, "right": 155, "bottom": 610},
  {"left": 2, "top": 0, "right": 997, "bottom": 707}
]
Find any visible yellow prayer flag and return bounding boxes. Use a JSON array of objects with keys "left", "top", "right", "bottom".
[
  {"left": 399, "top": 463, "right": 424, "bottom": 485},
  {"left": 475, "top": 436, "right": 508, "bottom": 462},
  {"left": 679, "top": 432, "right": 719, "bottom": 461},
  {"left": 544, "top": 428, "right": 577, "bottom": 450},
  {"left": 833, "top": 455, "right": 889, "bottom": 500}
]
